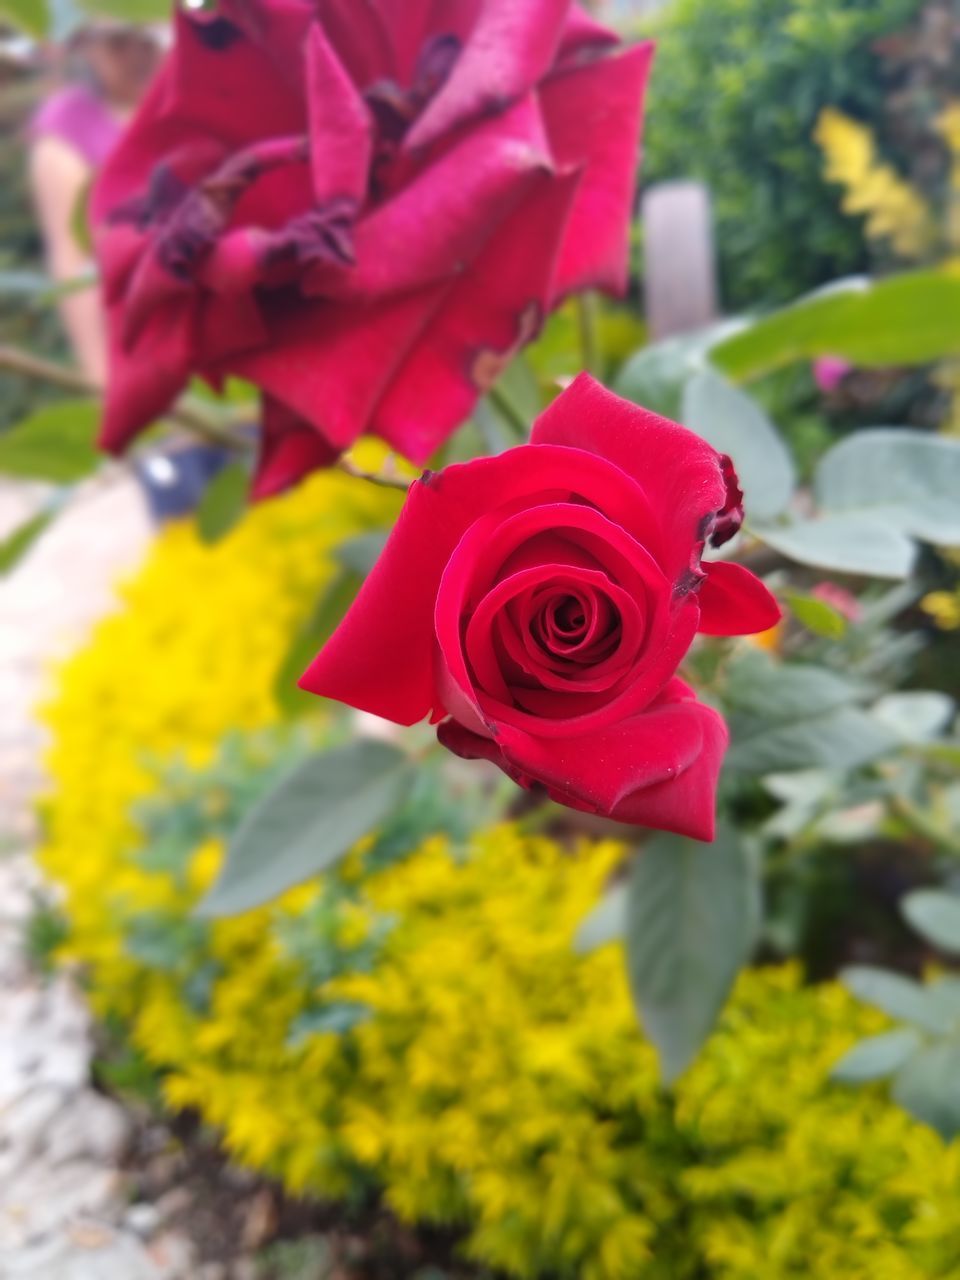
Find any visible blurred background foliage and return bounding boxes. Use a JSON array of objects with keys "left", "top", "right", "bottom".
[
  {"left": 1, "top": 0, "right": 960, "bottom": 1273},
  {"left": 642, "top": 0, "right": 935, "bottom": 306}
]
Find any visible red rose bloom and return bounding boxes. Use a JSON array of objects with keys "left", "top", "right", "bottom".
[
  {"left": 301, "top": 376, "right": 781, "bottom": 840},
  {"left": 93, "top": 0, "right": 652, "bottom": 496}
]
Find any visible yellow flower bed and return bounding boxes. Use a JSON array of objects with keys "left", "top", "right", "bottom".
[{"left": 39, "top": 475, "right": 960, "bottom": 1280}]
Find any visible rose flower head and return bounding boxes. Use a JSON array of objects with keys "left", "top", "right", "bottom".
[
  {"left": 301, "top": 376, "right": 781, "bottom": 841},
  {"left": 93, "top": 0, "right": 653, "bottom": 496}
]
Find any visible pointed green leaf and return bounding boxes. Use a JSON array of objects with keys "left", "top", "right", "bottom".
[
  {"left": 574, "top": 883, "right": 627, "bottom": 954},
  {"left": 0, "top": 401, "right": 100, "bottom": 483},
  {"left": 333, "top": 531, "right": 388, "bottom": 576},
  {"left": 832, "top": 1029, "right": 921, "bottom": 1083},
  {"left": 196, "top": 462, "right": 249, "bottom": 544},
  {"left": 901, "top": 890, "right": 960, "bottom": 956},
  {"left": 625, "top": 826, "right": 760, "bottom": 1083},
  {"left": 198, "top": 740, "right": 414, "bottom": 917},
  {"left": 754, "top": 513, "right": 916, "bottom": 579},
  {"left": 273, "top": 569, "right": 363, "bottom": 717},
  {"left": 711, "top": 271, "right": 960, "bottom": 383},
  {"left": 682, "top": 370, "right": 795, "bottom": 520},
  {"left": 815, "top": 429, "right": 960, "bottom": 546},
  {"left": 786, "top": 592, "right": 848, "bottom": 639},
  {"left": 841, "top": 966, "right": 948, "bottom": 1033},
  {"left": 0, "top": 509, "right": 55, "bottom": 574},
  {"left": 892, "top": 1042, "right": 960, "bottom": 1139}
]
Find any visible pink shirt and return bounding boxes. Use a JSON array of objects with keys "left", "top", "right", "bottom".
[{"left": 29, "top": 84, "right": 123, "bottom": 169}]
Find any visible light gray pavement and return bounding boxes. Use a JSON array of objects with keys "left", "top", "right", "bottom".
[{"left": 0, "top": 473, "right": 198, "bottom": 1279}]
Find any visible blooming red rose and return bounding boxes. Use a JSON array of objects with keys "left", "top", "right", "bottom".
[
  {"left": 301, "top": 375, "right": 781, "bottom": 840},
  {"left": 92, "top": 0, "right": 652, "bottom": 496}
]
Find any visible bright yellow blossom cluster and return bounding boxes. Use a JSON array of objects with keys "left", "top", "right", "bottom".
[
  {"left": 814, "top": 107, "right": 934, "bottom": 258},
  {"left": 39, "top": 480, "right": 960, "bottom": 1279}
]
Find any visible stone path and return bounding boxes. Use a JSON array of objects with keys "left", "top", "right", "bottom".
[{"left": 0, "top": 474, "right": 198, "bottom": 1279}]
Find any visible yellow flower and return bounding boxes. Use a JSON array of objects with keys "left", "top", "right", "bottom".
[{"left": 815, "top": 108, "right": 934, "bottom": 258}]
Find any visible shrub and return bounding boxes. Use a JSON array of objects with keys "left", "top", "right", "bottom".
[
  {"left": 642, "top": 0, "right": 924, "bottom": 306},
  {"left": 39, "top": 489, "right": 960, "bottom": 1280}
]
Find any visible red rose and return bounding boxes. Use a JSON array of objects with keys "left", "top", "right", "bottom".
[
  {"left": 301, "top": 376, "right": 780, "bottom": 840},
  {"left": 93, "top": 0, "right": 652, "bottom": 496}
]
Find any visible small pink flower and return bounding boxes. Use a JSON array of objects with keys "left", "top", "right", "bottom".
[
  {"left": 811, "top": 582, "right": 862, "bottom": 622},
  {"left": 813, "top": 356, "right": 852, "bottom": 395}
]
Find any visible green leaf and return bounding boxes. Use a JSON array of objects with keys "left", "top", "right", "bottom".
[
  {"left": 0, "top": 401, "right": 100, "bottom": 483},
  {"left": 901, "top": 891, "right": 960, "bottom": 956},
  {"left": 727, "top": 705, "right": 899, "bottom": 774},
  {"left": 273, "top": 569, "right": 363, "bottom": 717},
  {"left": 195, "top": 462, "right": 249, "bottom": 544},
  {"left": 785, "top": 592, "right": 848, "bottom": 639},
  {"left": 723, "top": 649, "right": 863, "bottom": 721},
  {"left": 0, "top": 0, "right": 48, "bottom": 35},
  {"left": 681, "top": 370, "right": 795, "bottom": 520},
  {"left": 574, "top": 883, "right": 626, "bottom": 954},
  {"left": 872, "top": 693, "right": 954, "bottom": 744},
  {"left": 494, "top": 355, "right": 541, "bottom": 423},
  {"left": 841, "top": 966, "right": 948, "bottom": 1034},
  {"left": 625, "top": 826, "right": 760, "bottom": 1083},
  {"left": 77, "top": 0, "right": 170, "bottom": 22},
  {"left": 615, "top": 322, "right": 741, "bottom": 419},
  {"left": 892, "top": 1042, "right": 960, "bottom": 1139},
  {"left": 288, "top": 1001, "right": 370, "bottom": 1044},
  {"left": 832, "top": 1029, "right": 921, "bottom": 1083},
  {"left": 333, "top": 530, "right": 388, "bottom": 576},
  {"left": 198, "top": 740, "right": 415, "bottom": 917},
  {"left": 711, "top": 271, "right": 960, "bottom": 383},
  {"left": 0, "top": 509, "right": 55, "bottom": 574},
  {"left": 753, "top": 513, "right": 916, "bottom": 579},
  {"left": 814, "top": 429, "right": 960, "bottom": 546}
]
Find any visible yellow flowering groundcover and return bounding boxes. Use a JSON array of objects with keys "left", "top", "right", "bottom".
[{"left": 39, "top": 485, "right": 960, "bottom": 1280}]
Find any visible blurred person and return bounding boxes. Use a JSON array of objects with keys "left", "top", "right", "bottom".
[
  {"left": 27, "top": 22, "right": 160, "bottom": 384},
  {"left": 27, "top": 23, "right": 230, "bottom": 521}
]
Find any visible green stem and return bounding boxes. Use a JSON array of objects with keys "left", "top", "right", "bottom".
[
  {"left": 575, "top": 291, "right": 601, "bottom": 377},
  {"left": 488, "top": 381, "right": 530, "bottom": 438}
]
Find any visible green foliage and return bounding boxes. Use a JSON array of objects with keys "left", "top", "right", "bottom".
[
  {"left": 0, "top": 400, "right": 100, "bottom": 482},
  {"left": 711, "top": 270, "right": 960, "bottom": 381},
  {"left": 195, "top": 461, "right": 250, "bottom": 544},
  {"left": 643, "top": 0, "right": 924, "bottom": 306},
  {"left": 199, "top": 740, "right": 416, "bottom": 917},
  {"left": 625, "top": 827, "right": 760, "bottom": 1082},
  {"left": 681, "top": 370, "right": 795, "bottom": 520},
  {"left": 0, "top": 507, "right": 54, "bottom": 574}
]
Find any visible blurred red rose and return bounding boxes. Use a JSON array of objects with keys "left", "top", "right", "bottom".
[
  {"left": 301, "top": 375, "right": 781, "bottom": 840},
  {"left": 93, "top": 0, "right": 653, "bottom": 496}
]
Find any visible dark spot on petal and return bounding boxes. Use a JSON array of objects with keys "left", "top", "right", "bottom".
[
  {"left": 674, "top": 566, "right": 705, "bottom": 599},
  {"left": 709, "top": 453, "right": 745, "bottom": 547},
  {"left": 189, "top": 15, "right": 243, "bottom": 50},
  {"left": 108, "top": 163, "right": 190, "bottom": 230}
]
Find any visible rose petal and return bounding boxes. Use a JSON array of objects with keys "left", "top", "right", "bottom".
[
  {"left": 100, "top": 303, "right": 195, "bottom": 453},
  {"left": 305, "top": 23, "right": 373, "bottom": 206},
  {"left": 223, "top": 282, "right": 451, "bottom": 453},
  {"left": 301, "top": 436, "right": 668, "bottom": 724},
  {"left": 439, "top": 677, "right": 727, "bottom": 840},
  {"left": 531, "top": 374, "right": 729, "bottom": 582},
  {"left": 305, "top": 94, "right": 552, "bottom": 303},
  {"left": 370, "top": 167, "right": 581, "bottom": 462},
  {"left": 697, "top": 561, "right": 782, "bottom": 637},
  {"left": 539, "top": 42, "right": 653, "bottom": 296},
  {"left": 316, "top": 0, "right": 397, "bottom": 85},
  {"left": 252, "top": 396, "right": 342, "bottom": 499},
  {"left": 405, "top": 0, "right": 570, "bottom": 152}
]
